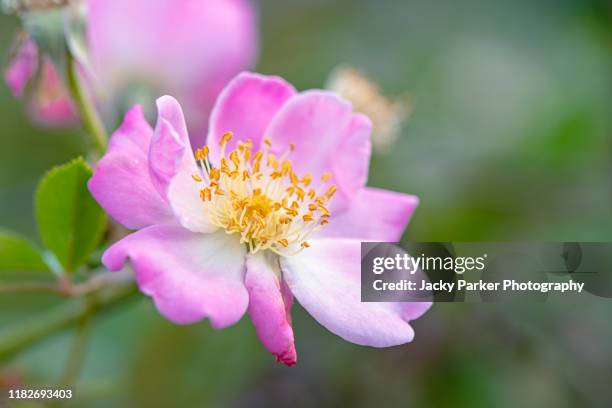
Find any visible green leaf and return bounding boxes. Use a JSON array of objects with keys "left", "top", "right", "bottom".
[
  {"left": 0, "top": 229, "right": 49, "bottom": 273},
  {"left": 35, "top": 158, "right": 106, "bottom": 273}
]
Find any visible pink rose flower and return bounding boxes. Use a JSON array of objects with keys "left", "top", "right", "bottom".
[
  {"left": 88, "top": 72, "right": 431, "bottom": 365},
  {"left": 3, "top": 37, "right": 78, "bottom": 127},
  {"left": 87, "top": 0, "right": 258, "bottom": 144}
]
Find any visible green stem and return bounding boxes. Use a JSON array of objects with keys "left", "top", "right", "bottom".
[
  {"left": 0, "top": 284, "right": 138, "bottom": 361},
  {"left": 64, "top": 50, "right": 108, "bottom": 155},
  {"left": 0, "top": 281, "right": 64, "bottom": 295},
  {"left": 58, "top": 312, "right": 92, "bottom": 388}
]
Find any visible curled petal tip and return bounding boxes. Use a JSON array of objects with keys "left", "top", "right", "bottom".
[{"left": 276, "top": 349, "right": 297, "bottom": 367}]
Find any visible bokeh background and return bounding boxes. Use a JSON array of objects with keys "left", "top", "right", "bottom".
[{"left": 1, "top": 0, "right": 612, "bottom": 406}]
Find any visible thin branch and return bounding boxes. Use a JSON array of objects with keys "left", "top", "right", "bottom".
[
  {"left": 64, "top": 47, "right": 108, "bottom": 155},
  {"left": 0, "top": 269, "right": 133, "bottom": 297},
  {"left": 58, "top": 312, "right": 92, "bottom": 388},
  {"left": 0, "top": 281, "right": 64, "bottom": 295},
  {"left": 0, "top": 283, "right": 138, "bottom": 360}
]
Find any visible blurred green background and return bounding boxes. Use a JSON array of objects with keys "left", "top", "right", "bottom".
[{"left": 1, "top": 0, "right": 612, "bottom": 406}]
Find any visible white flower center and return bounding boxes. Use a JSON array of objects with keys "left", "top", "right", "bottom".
[{"left": 192, "top": 132, "right": 335, "bottom": 256}]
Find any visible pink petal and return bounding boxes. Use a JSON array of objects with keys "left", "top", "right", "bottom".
[
  {"left": 280, "top": 239, "right": 431, "bottom": 347},
  {"left": 27, "top": 58, "right": 78, "bottom": 127},
  {"left": 206, "top": 72, "right": 296, "bottom": 162},
  {"left": 87, "top": 0, "right": 258, "bottom": 144},
  {"left": 245, "top": 252, "right": 296, "bottom": 366},
  {"left": 317, "top": 187, "right": 419, "bottom": 242},
  {"left": 4, "top": 37, "right": 37, "bottom": 97},
  {"left": 150, "top": 96, "right": 216, "bottom": 233},
  {"left": 149, "top": 95, "right": 192, "bottom": 196},
  {"left": 265, "top": 91, "right": 372, "bottom": 211},
  {"left": 88, "top": 105, "right": 173, "bottom": 229},
  {"left": 103, "top": 225, "right": 249, "bottom": 327}
]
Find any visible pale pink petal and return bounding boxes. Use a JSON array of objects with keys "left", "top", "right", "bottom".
[
  {"left": 88, "top": 105, "right": 173, "bottom": 229},
  {"left": 281, "top": 239, "right": 431, "bottom": 347},
  {"left": 265, "top": 91, "right": 372, "bottom": 211},
  {"left": 206, "top": 72, "right": 296, "bottom": 162},
  {"left": 87, "top": 0, "right": 258, "bottom": 144},
  {"left": 317, "top": 188, "right": 419, "bottom": 242},
  {"left": 149, "top": 96, "right": 216, "bottom": 233},
  {"left": 148, "top": 95, "right": 193, "bottom": 196},
  {"left": 103, "top": 225, "right": 248, "bottom": 327},
  {"left": 245, "top": 252, "right": 296, "bottom": 366}
]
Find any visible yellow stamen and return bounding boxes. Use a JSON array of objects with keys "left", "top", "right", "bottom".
[
  {"left": 191, "top": 137, "right": 335, "bottom": 255},
  {"left": 220, "top": 131, "right": 233, "bottom": 146},
  {"left": 325, "top": 185, "right": 337, "bottom": 199}
]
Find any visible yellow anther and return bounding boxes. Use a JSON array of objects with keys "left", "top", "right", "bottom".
[
  {"left": 302, "top": 213, "right": 314, "bottom": 222},
  {"left": 281, "top": 160, "right": 292, "bottom": 175},
  {"left": 320, "top": 219, "right": 329, "bottom": 225},
  {"left": 192, "top": 174, "right": 202, "bottom": 182},
  {"left": 267, "top": 154, "right": 278, "bottom": 168},
  {"left": 325, "top": 185, "right": 337, "bottom": 198},
  {"left": 264, "top": 137, "right": 272, "bottom": 147},
  {"left": 220, "top": 158, "right": 230, "bottom": 172},
  {"left": 209, "top": 168, "right": 220, "bottom": 181},
  {"left": 199, "top": 188, "right": 212, "bottom": 202},
  {"left": 253, "top": 154, "right": 262, "bottom": 173},
  {"left": 321, "top": 172, "right": 332, "bottom": 182},
  {"left": 318, "top": 204, "right": 331, "bottom": 216},
  {"left": 301, "top": 241, "right": 310, "bottom": 248},
  {"left": 220, "top": 131, "right": 233, "bottom": 145},
  {"left": 301, "top": 173, "right": 312, "bottom": 186},
  {"left": 195, "top": 147, "right": 209, "bottom": 161},
  {"left": 277, "top": 239, "right": 289, "bottom": 247},
  {"left": 229, "top": 150, "right": 240, "bottom": 167}
]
